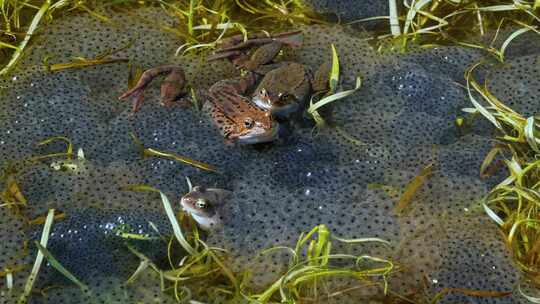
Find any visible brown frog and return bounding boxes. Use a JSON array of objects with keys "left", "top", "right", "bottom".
[
  {"left": 180, "top": 185, "right": 231, "bottom": 230},
  {"left": 119, "top": 31, "right": 327, "bottom": 143},
  {"left": 251, "top": 61, "right": 332, "bottom": 118},
  {"left": 207, "top": 30, "right": 303, "bottom": 70},
  {"left": 211, "top": 33, "right": 331, "bottom": 119},
  {"left": 120, "top": 66, "right": 278, "bottom": 145},
  {"left": 200, "top": 74, "right": 278, "bottom": 145}
]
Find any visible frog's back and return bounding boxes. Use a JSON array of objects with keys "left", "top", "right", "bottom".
[{"left": 257, "top": 62, "right": 310, "bottom": 95}]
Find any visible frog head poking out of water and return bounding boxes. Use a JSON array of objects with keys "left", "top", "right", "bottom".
[{"left": 180, "top": 185, "right": 232, "bottom": 230}]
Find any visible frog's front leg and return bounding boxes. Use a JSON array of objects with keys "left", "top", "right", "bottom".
[{"left": 119, "top": 65, "right": 186, "bottom": 113}]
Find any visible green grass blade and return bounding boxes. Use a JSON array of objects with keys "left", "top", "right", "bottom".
[
  {"left": 483, "top": 203, "right": 504, "bottom": 226},
  {"left": 35, "top": 242, "right": 88, "bottom": 290},
  {"left": 499, "top": 26, "right": 533, "bottom": 61},
  {"left": 329, "top": 44, "right": 339, "bottom": 92},
  {"left": 465, "top": 69, "right": 502, "bottom": 130},
  {"left": 159, "top": 191, "right": 197, "bottom": 255},
  {"left": 518, "top": 283, "right": 540, "bottom": 303},
  {"left": 525, "top": 117, "right": 540, "bottom": 153},
  {"left": 388, "top": 0, "right": 401, "bottom": 36},
  {"left": 402, "top": 0, "right": 432, "bottom": 36},
  {"left": 480, "top": 147, "right": 501, "bottom": 178},
  {"left": 18, "top": 209, "right": 55, "bottom": 304},
  {"left": 188, "top": 0, "right": 196, "bottom": 35},
  {"left": 332, "top": 235, "right": 391, "bottom": 246},
  {"left": 308, "top": 77, "right": 362, "bottom": 115},
  {"left": 395, "top": 163, "right": 433, "bottom": 215},
  {"left": 1, "top": 0, "right": 51, "bottom": 75}
]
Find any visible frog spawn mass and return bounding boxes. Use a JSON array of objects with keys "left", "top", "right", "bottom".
[{"left": 0, "top": 6, "right": 534, "bottom": 304}]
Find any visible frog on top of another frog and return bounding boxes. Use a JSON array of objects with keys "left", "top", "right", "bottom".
[{"left": 119, "top": 30, "right": 331, "bottom": 145}]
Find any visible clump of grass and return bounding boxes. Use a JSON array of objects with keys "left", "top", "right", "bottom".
[
  {"left": 0, "top": 0, "right": 321, "bottom": 74},
  {"left": 308, "top": 43, "right": 362, "bottom": 128},
  {"left": 173, "top": 0, "right": 322, "bottom": 55},
  {"left": 235, "top": 0, "right": 321, "bottom": 26},
  {"left": 385, "top": 0, "right": 539, "bottom": 53},
  {"left": 122, "top": 185, "right": 395, "bottom": 302},
  {"left": 122, "top": 184, "right": 242, "bottom": 301},
  {"left": 464, "top": 60, "right": 540, "bottom": 293},
  {"left": 0, "top": 0, "right": 124, "bottom": 75},
  {"left": 254, "top": 224, "right": 393, "bottom": 303}
]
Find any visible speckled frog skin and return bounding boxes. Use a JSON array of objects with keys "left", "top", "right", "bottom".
[
  {"left": 120, "top": 66, "right": 278, "bottom": 145},
  {"left": 119, "top": 31, "right": 329, "bottom": 144},
  {"left": 198, "top": 74, "right": 278, "bottom": 145},
  {"left": 210, "top": 32, "right": 331, "bottom": 119}
]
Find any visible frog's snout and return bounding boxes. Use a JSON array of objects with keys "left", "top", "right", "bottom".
[{"left": 237, "top": 122, "right": 280, "bottom": 145}]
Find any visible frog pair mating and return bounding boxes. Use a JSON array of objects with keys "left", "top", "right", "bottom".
[{"left": 119, "top": 30, "right": 331, "bottom": 145}]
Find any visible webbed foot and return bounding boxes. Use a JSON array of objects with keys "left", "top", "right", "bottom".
[{"left": 119, "top": 65, "right": 187, "bottom": 113}]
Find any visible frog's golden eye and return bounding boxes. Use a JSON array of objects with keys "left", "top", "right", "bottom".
[
  {"left": 277, "top": 92, "right": 290, "bottom": 100},
  {"left": 244, "top": 118, "right": 254, "bottom": 129},
  {"left": 195, "top": 199, "right": 208, "bottom": 209},
  {"left": 259, "top": 88, "right": 268, "bottom": 98}
]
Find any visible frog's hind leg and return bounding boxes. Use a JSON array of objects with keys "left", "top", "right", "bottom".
[
  {"left": 312, "top": 61, "right": 333, "bottom": 93},
  {"left": 160, "top": 68, "right": 186, "bottom": 107},
  {"left": 252, "top": 61, "right": 292, "bottom": 76},
  {"left": 213, "top": 30, "right": 303, "bottom": 54},
  {"left": 242, "top": 42, "right": 283, "bottom": 71},
  {"left": 208, "top": 42, "right": 282, "bottom": 71},
  {"left": 207, "top": 30, "right": 303, "bottom": 70},
  {"left": 119, "top": 65, "right": 186, "bottom": 112}
]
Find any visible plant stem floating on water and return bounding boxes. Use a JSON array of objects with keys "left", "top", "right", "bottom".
[{"left": 130, "top": 133, "right": 219, "bottom": 173}]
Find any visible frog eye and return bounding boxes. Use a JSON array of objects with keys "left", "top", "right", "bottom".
[
  {"left": 259, "top": 88, "right": 268, "bottom": 98},
  {"left": 277, "top": 92, "right": 290, "bottom": 100},
  {"left": 244, "top": 118, "right": 254, "bottom": 129},
  {"left": 195, "top": 199, "right": 208, "bottom": 209}
]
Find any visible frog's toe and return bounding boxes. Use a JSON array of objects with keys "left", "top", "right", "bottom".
[
  {"left": 131, "top": 93, "right": 145, "bottom": 113},
  {"left": 118, "top": 86, "right": 141, "bottom": 100}
]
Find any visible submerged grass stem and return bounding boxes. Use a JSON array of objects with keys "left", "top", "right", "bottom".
[{"left": 18, "top": 209, "right": 55, "bottom": 304}]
